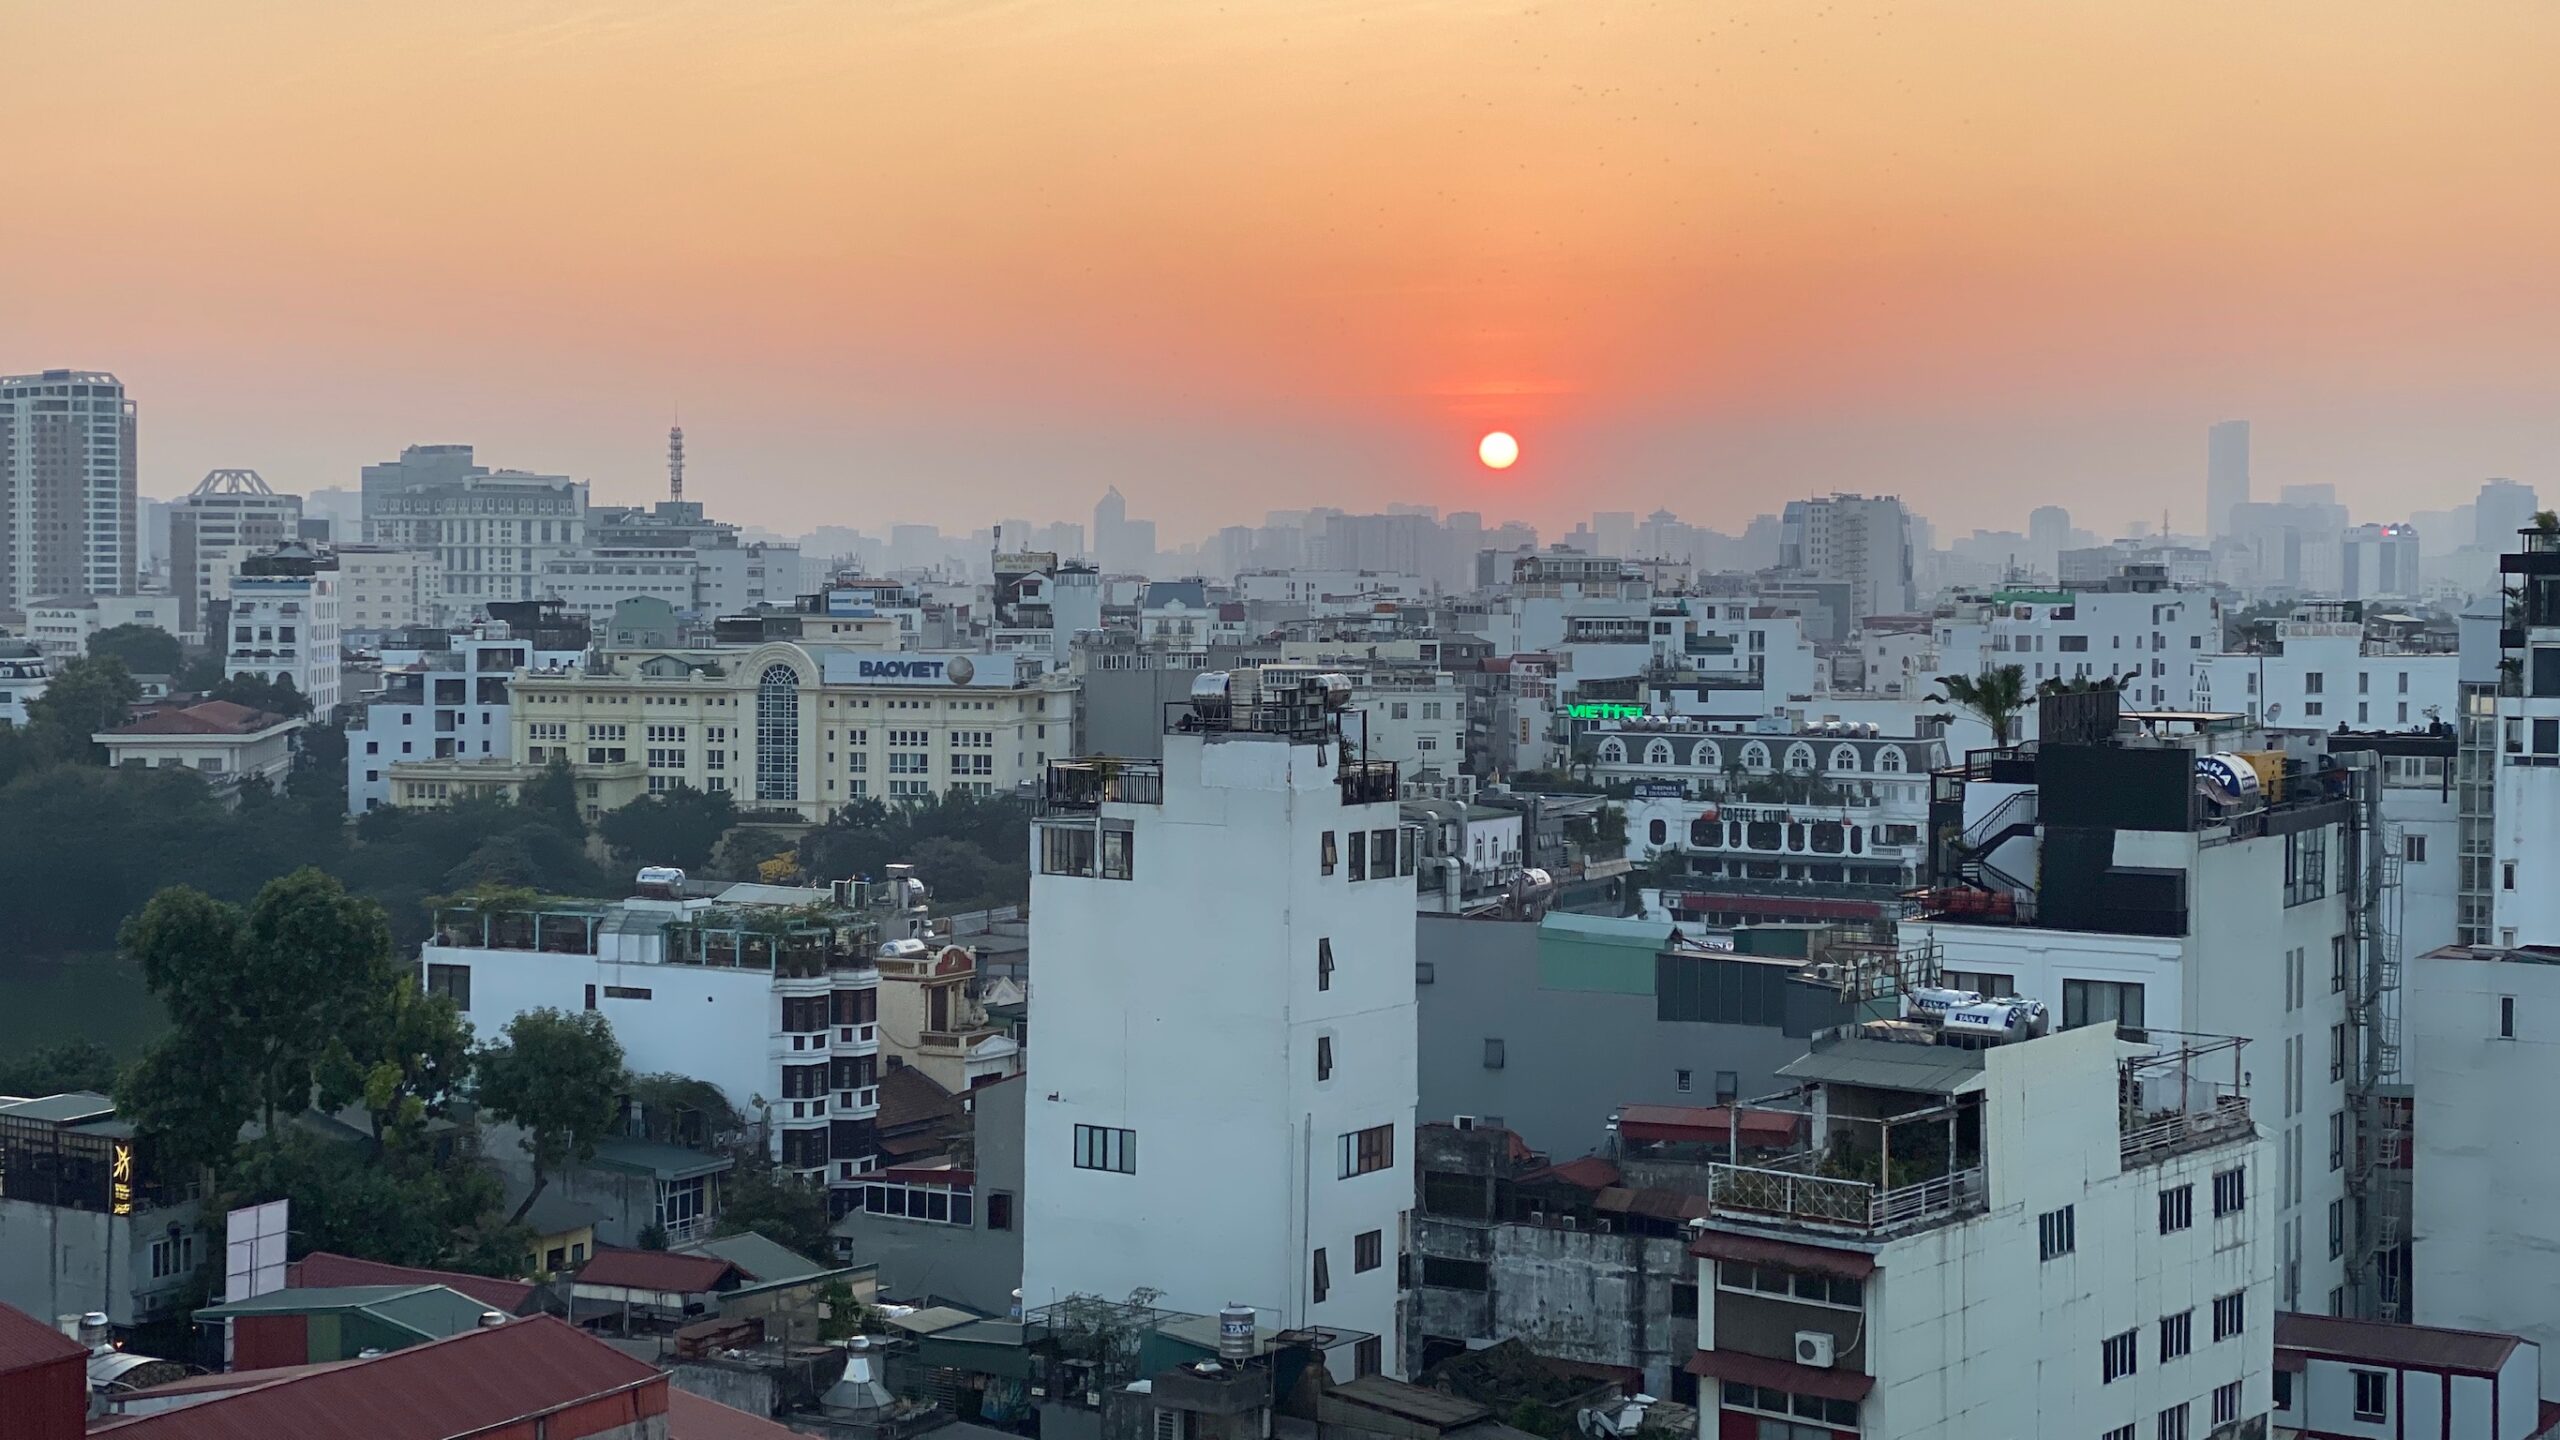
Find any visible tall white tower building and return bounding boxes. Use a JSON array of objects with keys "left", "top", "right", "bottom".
[
  {"left": 0, "top": 369, "right": 138, "bottom": 610},
  {"left": 1022, "top": 671, "right": 1417, "bottom": 1379}
]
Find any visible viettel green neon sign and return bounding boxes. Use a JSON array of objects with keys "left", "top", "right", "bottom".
[{"left": 1567, "top": 702, "right": 1648, "bottom": 720}]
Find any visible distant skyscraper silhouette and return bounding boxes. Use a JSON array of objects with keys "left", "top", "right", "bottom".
[
  {"left": 2475, "top": 477, "right": 2538, "bottom": 548},
  {"left": 2206, "top": 420, "right": 2250, "bottom": 540}
]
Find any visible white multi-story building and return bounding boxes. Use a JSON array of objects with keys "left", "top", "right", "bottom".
[
  {"left": 1023, "top": 675, "right": 1416, "bottom": 1379},
  {"left": 222, "top": 542, "right": 341, "bottom": 713},
  {"left": 1, "top": 369, "right": 138, "bottom": 612},
  {"left": 169, "top": 469, "right": 301, "bottom": 639},
  {"left": 336, "top": 544, "right": 446, "bottom": 635},
  {"left": 1906, "top": 709, "right": 2368, "bottom": 1320},
  {"left": 2487, "top": 530, "right": 2560, "bottom": 947},
  {"left": 1935, "top": 578, "right": 2221, "bottom": 714},
  {"left": 425, "top": 876, "right": 905, "bottom": 1221},
  {"left": 2406, "top": 942, "right": 2560, "bottom": 1394},
  {"left": 346, "top": 607, "right": 592, "bottom": 812},
  {"left": 368, "top": 467, "right": 588, "bottom": 615},
  {"left": 23, "top": 592, "right": 177, "bottom": 662},
  {"left": 1689, "top": 1019, "right": 2273, "bottom": 1440},
  {"left": 696, "top": 538, "right": 798, "bottom": 615},
  {"left": 2194, "top": 604, "right": 2461, "bottom": 740},
  {"left": 0, "top": 644, "right": 48, "bottom": 726},
  {"left": 512, "top": 641, "right": 1074, "bottom": 815},
  {"left": 1779, "top": 492, "right": 1917, "bottom": 620},
  {"left": 537, "top": 546, "right": 701, "bottom": 624}
]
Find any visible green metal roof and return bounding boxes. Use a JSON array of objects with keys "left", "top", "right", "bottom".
[{"left": 193, "top": 1283, "right": 498, "bottom": 1342}]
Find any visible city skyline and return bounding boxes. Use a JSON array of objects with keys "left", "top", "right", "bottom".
[{"left": 15, "top": 2, "right": 2560, "bottom": 539}]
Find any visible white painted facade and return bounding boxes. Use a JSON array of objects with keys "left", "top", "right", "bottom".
[
  {"left": 24, "top": 592, "right": 177, "bottom": 662},
  {"left": 1911, "top": 817, "right": 2359, "bottom": 1317},
  {"left": 427, "top": 887, "right": 894, "bottom": 1206},
  {"left": 1023, "top": 725, "right": 1417, "bottom": 1376},
  {"left": 223, "top": 550, "right": 342, "bottom": 712},
  {"left": 2406, "top": 946, "right": 2560, "bottom": 1394},
  {"left": 0, "top": 649, "right": 48, "bottom": 726},
  {"left": 2274, "top": 1314, "right": 2542, "bottom": 1440},
  {"left": 1693, "top": 1023, "right": 2275, "bottom": 1440},
  {"left": 346, "top": 626, "right": 588, "bottom": 813},
  {"left": 2194, "top": 627, "right": 2460, "bottom": 738},
  {"left": 1934, "top": 586, "right": 2221, "bottom": 712},
  {"left": 336, "top": 544, "right": 445, "bottom": 633}
]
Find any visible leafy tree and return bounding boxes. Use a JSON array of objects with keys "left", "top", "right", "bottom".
[
  {"left": 1929, "top": 664, "right": 2031, "bottom": 747},
  {"left": 598, "top": 784, "right": 737, "bottom": 870},
  {"left": 207, "top": 672, "right": 310, "bottom": 718},
  {"left": 799, "top": 790, "right": 1034, "bottom": 909},
  {"left": 717, "top": 1158, "right": 834, "bottom": 1259},
  {"left": 517, "top": 755, "right": 585, "bottom": 837},
  {"left": 0, "top": 1038, "right": 121, "bottom": 1096},
  {"left": 288, "top": 722, "right": 348, "bottom": 811},
  {"left": 319, "top": 977, "right": 474, "bottom": 1150},
  {"left": 88, "top": 624, "right": 183, "bottom": 676},
  {"left": 174, "top": 654, "right": 227, "bottom": 693},
  {"left": 120, "top": 870, "right": 402, "bottom": 1145},
  {"left": 476, "top": 1008, "right": 625, "bottom": 1225},
  {"left": 26, "top": 654, "right": 141, "bottom": 763},
  {"left": 216, "top": 1130, "right": 505, "bottom": 1270}
]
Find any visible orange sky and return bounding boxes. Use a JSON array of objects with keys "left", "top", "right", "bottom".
[{"left": 11, "top": 0, "right": 2560, "bottom": 539}]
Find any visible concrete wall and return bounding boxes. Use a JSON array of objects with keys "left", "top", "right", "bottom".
[
  {"left": 836, "top": 1079, "right": 1025, "bottom": 1314},
  {"left": 1414, "top": 1219, "right": 1694, "bottom": 1394},
  {"left": 0, "top": 1198, "right": 199, "bottom": 1329},
  {"left": 1415, "top": 914, "right": 1810, "bottom": 1157},
  {"left": 1075, "top": 662, "right": 1201, "bottom": 762}
]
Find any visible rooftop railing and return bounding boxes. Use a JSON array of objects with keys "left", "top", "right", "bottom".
[
  {"left": 1042, "top": 758, "right": 1164, "bottom": 810},
  {"left": 1339, "top": 759, "right": 1400, "bottom": 805},
  {"left": 1704, "top": 1155, "right": 1986, "bottom": 1235}
]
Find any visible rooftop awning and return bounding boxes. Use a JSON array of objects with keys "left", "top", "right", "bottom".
[
  {"left": 1683, "top": 1348, "right": 1874, "bottom": 1402},
  {"left": 1687, "top": 1229, "right": 1878, "bottom": 1279}
]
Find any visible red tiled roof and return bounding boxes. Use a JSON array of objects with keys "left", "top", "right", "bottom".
[
  {"left": 574, "top": 1248, "right": 742, "bottom": 1292},
  {"left": 669, "top": 1387, "right": 804, "bottom": 1439},
  {"left": 1684, "top": 1348, "right": 1874, "bottom": 1402},
  {"left": 2275, "top": 1310, "right": 2523, "bottom": 1377},
  {"left": 91, "top": 1315, "right": 662, "bottom": 1440},
  {"left": 0, "top": 1301, "right": 87, "bottom": 1376},
  {"left": 1620, "top": 1104, "right": 1804, "bottom": 1146},
  {"left": 288, "top": 1252, "right": 536, "bottom": 1314},
  {"left": 1524, "top": 1156, "right": 1621, "bottom": 1191},
  {"left": 104, "top": 700, "right": 288, "bottom": 737},
  {"left": 1687, "top": 1229, "right": 1878, "bottom": 1279}
]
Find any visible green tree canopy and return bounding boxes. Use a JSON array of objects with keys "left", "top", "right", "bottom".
[
  {"left": 215, "top": 1129, "right": 506, "bottom": 1271},
  {"left": 1930, "top": 664, "right": 2031, "bottom": 747},
  {"left": 598, "top": 783, "right": 738, "bottom": 871},
  {"left": 87, "top": 624, "right": 183, "bottom": 676},
  {"left": 0, "top": 1039, "right": 121, "bottom": 1097},
  {"left": 206, "top": 672, "right": 311, "bottom": 718},
  {"left": 26, "top": 654, "right": 140, "bottom": 763},
  {"left": 476, "top": 1008, "right": 625, "bottom": 1224},
  {"left": 799, "top": 790, "right": 1033, "bottom": 911},
  {"left": 517, "top": 754, "right": 586, "bottom": 837}
]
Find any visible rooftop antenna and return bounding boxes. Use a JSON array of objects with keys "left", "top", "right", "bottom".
[{"left": 668, "top": 418, "right": 686, "bottom": 503}]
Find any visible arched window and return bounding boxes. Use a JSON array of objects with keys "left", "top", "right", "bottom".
[
  {"left": 1784, "top": 743, "right": 1817, "bottom": 774},
  {"left": 1877, "top": 746, "right": 1907, "bottom": 773},
  {"left": 1645, "top": 739, "right": 1674, "bottom": 766},
  {"left": 1598, "top": 738, "right": 1626, "bottom": 764},
  {"left": 1692, "top": 740, "right": 1722, "bottom": 769},
  {"left": 1741, "top": 742, "right": 1771, "bottom": 771},
  {"left": 1830, "top": 745, "right": 1862, "bottom": 773},
  {"left": 1648, "top": 818, "right": 1667, "bottom": 846},
  {"left": 757, "top": 662, "right": 801, "bottom": 803},
  {"left": 1849, "top": 827, "right": 1865, "bottom": 854}
]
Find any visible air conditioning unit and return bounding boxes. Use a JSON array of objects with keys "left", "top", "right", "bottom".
[
  {"left": 1794, "top": 1331, "right": 1836, "bottom": 1368},
  {"left": 1453, "top": 1115, "right": 1478, "bottom": 1131}
]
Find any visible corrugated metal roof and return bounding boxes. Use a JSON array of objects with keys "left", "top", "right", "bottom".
[
  {"left": 0, "top": 1091, "right": 117, "bottom": 1124},
  {"left": 1537, "top": 912, "right": 1674, "bottom": 947},
  {"left": 1618, "top": 1105, "right": 1803, "bottom": 1146},
  {"left": 669, "top": 1387, "right": 803, "bottom": 1439},
  {"left": 587, "top": 1137, "right": 735, "bottom": 1180},
  {"left": 1778, "top": 1037, "right": 1987, "bottom": 1095},
  {"left": 0, "top": 1301, "right": 88, "bottom": 1376},
  {"left": 574, "top": 1249, "right": 741, "bottom": 1293},
  {"left": 286, "top": 1253, "right": 535, "bottom": 1315},
  {"left": 674, "top": 1232, "right": 827, "bottom": 1284},
  {"left": 2275, "top": 1311, "right": 2522, "bottom": 1376},
  {"left": 92, "top": 1316, "right": 662, "bottom": 1440}
]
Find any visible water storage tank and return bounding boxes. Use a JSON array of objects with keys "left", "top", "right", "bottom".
[
  {"left": 1942, "top": 1000, "right": 2037, "bottom": 1044},
  {"left": 636, "top": 866, "right": 686, "bottom": 892},
  {"left": 1316, "top": 673, "right": 1355, "bottom": 710},
  {"left": 878, "top": 938, "right": 929, "bottom": 961},
  {"left": 1190, "top": 671, "right": 1234, "bottom": 722},
  {"left": 1218, "top": 1303, "right": 1257, "bottom": 1361},
  {"left": 1902, "top": 986, "right": 1982, "bottom": 1020}
]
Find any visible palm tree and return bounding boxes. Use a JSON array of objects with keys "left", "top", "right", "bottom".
[{"left": 1932, "top": 664, "right": 2030, "bottom": 747}]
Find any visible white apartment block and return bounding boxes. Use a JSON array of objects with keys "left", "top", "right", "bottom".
[
  {"left": 0, "top": 647, "right": 49, "bottom": 726},
  {"left": 1023, "top": 675, "right": 1416, "bottom": 1379},
  {"left": 2488, "top": 533, "right": 2560, "bottom": 948},
  {"left": 1, "top": 370, "right": 138, "bottom": 611},
  {"left": 336, "top": 544, "right": 446, "bottom": 634},
  {"left": 511, "top": 643, "right": 1073, "bottom": 816},
  {"left": 1779, "top": 492, "right": 1917, "bottom": 619},
  {"left": 1907, "top": 712, "right": 2369, "bottom": 1320},
  {"left": 424, "top": 877, "right": 915, "bottom": 1222},
  {"left": 24, "top": 592, "right": 177, "bottom": 662},
  {"left": 538, "top": 547, "right": 700, "bottom": 623},
  {"left": 222, "top": 543, "right": 341, "bottom": 712},
  {"left": 346, "top": 621, "right": 590, "bottom": 812},
  {"left": 1936, "top": 583, "right": 2221, "bottom": 714},
  {"left": 2406, "top": 943, "right": 2560, "bottom": 1396},
  {"left": 1690, "top": 1021, "right": 2274, "bottom": 1440},
  {"left": 2194, "top": 609, "right": 2460, "bottom": 740},
  {"left": 697, "top": 539, "right": 798, "bottom": 614},
  {"left": 367, "top": 469, "right": 588, "bottom": 615}
]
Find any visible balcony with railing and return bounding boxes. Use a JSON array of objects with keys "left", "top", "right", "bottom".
[
  {"left": 1042, "top": 758, "right": 1164, "bottom": 811},
  {"left": 1702, "top": 1148, "right": 1987, "bottom": 1238},
  {"left": 1339, "top": 758, "right": 1400, "bottom": 805}
]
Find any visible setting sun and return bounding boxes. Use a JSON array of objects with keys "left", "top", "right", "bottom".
[{"left": 1477, "top": 431, "right": 1519, "bottom": 470}]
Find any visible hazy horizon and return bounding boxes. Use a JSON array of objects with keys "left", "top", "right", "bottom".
[{"left": 15, "top": 1, "right": 2560, "bottom": 542}]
